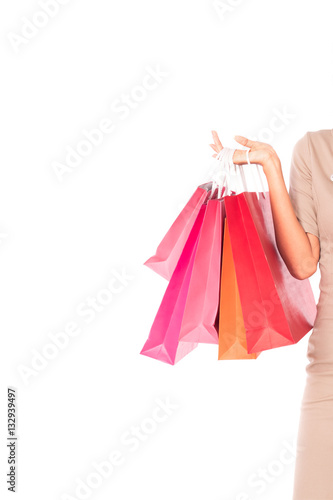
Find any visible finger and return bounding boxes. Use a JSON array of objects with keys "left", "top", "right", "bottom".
[
  {"left": 212, "top": 130, "right": 222, "bottom": 147},
  {"left": 234, "top": 135, "right": 256, "bottom": 148},
  {"left": 232, "top": 149, "right": 247, "bottom": 164},
  {"left": 209, "top": 143, "right": 218, "bottom": 153},
  {"left": 232, "top": 148, "right": 255, "bottom": 165},
  {"left": 212, "top": 130, "right": 223, "bottom": 149}
]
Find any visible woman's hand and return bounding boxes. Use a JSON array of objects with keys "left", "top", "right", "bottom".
[{"left": 209, "top": 130, "right": 281, "bottom": 172}]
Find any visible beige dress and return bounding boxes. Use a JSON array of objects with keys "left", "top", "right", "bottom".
[{"left": 288, "top": 128, "right": 333, "bottom": 499}]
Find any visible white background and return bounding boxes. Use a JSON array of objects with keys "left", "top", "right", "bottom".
[{"left": 0, "top": 0, "right": 332, "bottom": 499}]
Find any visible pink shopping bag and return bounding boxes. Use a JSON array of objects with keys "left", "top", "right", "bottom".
[
  {"left": 140, "top": 204, "right": 207, "bottom": 364},
  {"left": 225, "top": 191, "right": 317, "bottom": 353},
  {"left": 143, "top": 182, "right": 212, "bottom": 281},
  {"left": 178, "top": 198, "right": 225, "bottom": 344}
]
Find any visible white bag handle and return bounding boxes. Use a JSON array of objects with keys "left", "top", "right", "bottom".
[
  {"left": 245, "top": 149, "right": 267, "bottom": 200},
  {"left": 210, "top": 148, "right": 230, "bottom": 198},
  {"left": 210, "top": 146, "right": 267, "bottom": 200},
  {"left": 214, "top": 146, "right": 251, "bottom": 198},
  {"left": 208, "top": 148, "right": 230, "bottom": 200}
]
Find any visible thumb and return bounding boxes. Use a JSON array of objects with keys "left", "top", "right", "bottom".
[
  {"left": 234, "top": 135, "right": 255, "bottom": 148},
  {"left": 234, "top": 135, "right": 247, "bottom": 143}
]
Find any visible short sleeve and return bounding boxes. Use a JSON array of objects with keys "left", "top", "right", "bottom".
[{"left": 288, "top": 132, "right": 319, "bottom": 238}]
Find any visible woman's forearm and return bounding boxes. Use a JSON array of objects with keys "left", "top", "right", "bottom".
[{"left": 263, "top": 160, "right": 318, "bottom": 280}]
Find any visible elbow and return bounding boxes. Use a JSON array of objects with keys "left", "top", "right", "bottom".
[
  {"left": 288, "top": 262, "right": 318, "bottom": 280},
  {"left": 276, "top": 241, "right": 319, "bottom": 280},
  {"left": 290, "top": 270, "right": 313, "bottom": 280}
]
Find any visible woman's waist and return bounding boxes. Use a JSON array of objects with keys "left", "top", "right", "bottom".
[{"left": 315, "top": 285, "right": 333, "bottom": 320}]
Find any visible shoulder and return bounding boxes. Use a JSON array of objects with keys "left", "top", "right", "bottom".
[
  {"left": 293, "top": 128, "right": 332, "bottom": 146},
  {"left": 292, "top": 128, "right": 332, "bottom": 162},
  {"left": 307, "top": 127, "right": 332, "bottom": 138},
  {"left": 291, "top": 132, "right": 310, "bottom": 165},
  {"left": 307, "top": 128, "right": 332, "bottom": 149},
  {"left": 289, "top": 132, "right": 312, "bottom": 181}
]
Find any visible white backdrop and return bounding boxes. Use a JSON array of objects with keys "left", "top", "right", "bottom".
[{"left": 1, "top": 1, "right": 332, "bottom": 499}]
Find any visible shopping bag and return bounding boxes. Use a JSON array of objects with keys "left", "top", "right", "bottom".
[
  {"left": 140, "top": 204, "right": 206, "bottom": 364},
  {"left": 143, "top": 182, "right": 212, "bottom": 281},
  {"left": 178, "top": 197, "right": 224, "bottom": 344},
  {"left": 218, "top": 216, "right": 261, "bottom": 360},
  {"left": 225, "top": 190, "right": 317, "bottom": 354}
]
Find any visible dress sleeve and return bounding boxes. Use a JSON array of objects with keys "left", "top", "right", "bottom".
[{"left": 288, "top": 131, "right": 319, "bottom": 238}]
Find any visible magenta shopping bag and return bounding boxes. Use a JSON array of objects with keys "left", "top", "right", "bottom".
[
  {"left": 143, "top": 182, "right": 211, "bottom": 281},
  {"left": 140, "top": 204, "right": 207, "bottom": 364},
  {"left": 178, "top": 198, "right": 225, "bottom": 344},
  {"left": 225, "top": 191, "right": 317, "bottom": 353}
]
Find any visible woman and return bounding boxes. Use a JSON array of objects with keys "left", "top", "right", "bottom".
[{"left": 210, "top": 129, "right": 333, "bottom": 499}]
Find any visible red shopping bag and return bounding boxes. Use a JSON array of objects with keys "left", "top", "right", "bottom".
[
  {"left": 140, "top": 204, "right": 206, "bottom": 364},
  {"left": 143, "top": 182, "right": 212, "bottom": 281},
  {"left": 178, "top": 198, "right": 224, "bottom": 344},
  {"left": 225, "top": 191, "right": 317, "bottom": 353}
]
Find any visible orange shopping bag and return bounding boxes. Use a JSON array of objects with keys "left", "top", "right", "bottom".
[{"left": 218, "top": 215, "right": 261, "bottom": 360}]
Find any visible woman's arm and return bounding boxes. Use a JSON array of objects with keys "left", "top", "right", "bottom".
[
  {"left": 210, "top": 131, "right": 320, "bottom": 280},
  {"left": 261, "top": 160, "right": 319, "bottom": 280}
]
